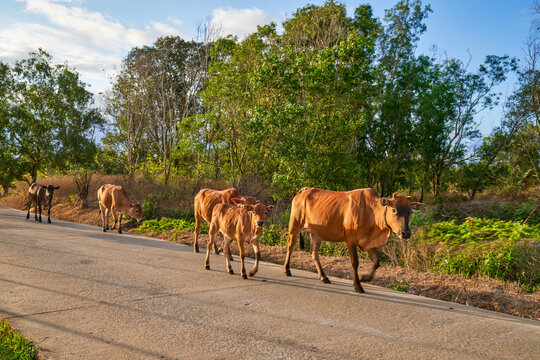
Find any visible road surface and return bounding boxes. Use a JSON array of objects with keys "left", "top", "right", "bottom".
[{"left": 0, "top": 207, "right": 538, "bottom": 359}]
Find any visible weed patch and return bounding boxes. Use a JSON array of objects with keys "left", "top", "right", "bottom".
[
  {"left": 415, "top": 218, "right": 540, "bottom": 291},
  {"left": 0, "top": 318, "right": 37, "bottom": 360}
]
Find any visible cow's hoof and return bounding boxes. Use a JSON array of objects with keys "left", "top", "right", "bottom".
[
  {"left": 214, "top": 250, "right": 220, "bottom": 255},
  {"left": 360, "top": 275, "right": 373, "bottom": 282},
  {"left": 354, "top": 285, "right": 365, "bottom": 293},
  {"left": 249, "top": 271, "right": 257, "bottom": 277},
  {"left": 48, "top": 219, "right": 51, "bottom": 224},
  {"left": 103, "top": 228, "right": 107, "bottom": 232},
  {"left": 242, "top": 274, "right": 247, "bottom": 279},
  {"left": 321, "top": 277, "right": 331, "bottom": 284},
  {"left": 118, "top": 230, "right": 122, "bottom": 234},
  {"left": 205, "top": 265, "right": 210, "bottom": 270},
  {"left": 285, "top": 269, "right": 292, "bottom": 277},
  {"left": 26, "top": 215, "right": 29, "bottom": 219},
  {"left": 194, "top": 247, "right": 199, "bottom": 253},
  {"left": 228, "top": 269, "right": 234, "bottom": 275},
  {"left": 228, "top": 256, "right": 234, "bottom": 261},
  {"left": 38, "top": 219, "right": 42, "bottom": 223}
]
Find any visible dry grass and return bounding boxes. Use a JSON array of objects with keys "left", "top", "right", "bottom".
[{"left": 2, "top": 176, "right": 539, "bottom": 321}]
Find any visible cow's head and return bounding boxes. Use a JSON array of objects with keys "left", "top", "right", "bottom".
[
  {"left": 232, "top": 198, "right": 274, "bottom": 234},
  {"left": 128, "top": 202, "right": 143, "bottom": 222},
  {"left": 41, "top": 185, "right": 60, "bottom": 205},
  {"left": 380, "top": 194, "right": 423, "bottom": 239}
]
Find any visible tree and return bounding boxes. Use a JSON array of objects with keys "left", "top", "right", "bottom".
[
  {"left": 3, "top": 49, "right": 103, "bottom": 184},
  {"left": 199, "top": 1, "right": 378, "bottom": 198},
  {"left": 105, "top": 37, "right": 204, "bottom": 184}
]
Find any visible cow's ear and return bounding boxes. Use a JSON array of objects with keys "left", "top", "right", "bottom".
[
  {"left": 231, "top": 198, "right": 242, "bottom": 205},
  {"left": 410, "top": 202, "right": 424, "bottom": 210},
  {"left": 267, "top": 205, "right": 274, "bottom": 211},
  {"left": 41, "top": 185, "right": 47, "bottom": 189},
  {"left": 380, "top": 197, "right": 389, "bottom": 206},
  {"left": 406, "top": 196, "right": 411, "bottom": 200},
  {"left": 54, "top": 186, "right": 60, "bottom": 190}
]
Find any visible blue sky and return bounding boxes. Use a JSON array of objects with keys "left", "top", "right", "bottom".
[{"left": 0, "top": 0, "right": 537, "bottom": 134}]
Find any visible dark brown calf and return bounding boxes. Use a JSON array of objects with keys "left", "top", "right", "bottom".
[{"left": 26, "top": 183, "right": 60, "bottom": 223}]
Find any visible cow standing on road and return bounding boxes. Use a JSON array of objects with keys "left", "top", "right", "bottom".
[
  {"left": 97, "top": 184, "right": 143, "bottom": 234},
  {"left": 285, "top": 187, "right": 423, "bottom": 293},
  {"left": 205, "top": 198, "right": 274, "bottom": 279},
  {"left": 193, "top": 188, "right": 258, "bottom": 255},
  {"left": 26, "top": 183, "right": 60, "bottom": 223}
]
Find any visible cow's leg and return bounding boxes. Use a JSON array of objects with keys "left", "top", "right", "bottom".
[
  {"left": 226, "top": 241, "right": 233, "bottom": 261},
  {"left": 111, "top": 207, "right": 118, "bottom": 230},
  {"left": 26, "top": 197, "right": 31, "bottom": 219},
  {"left": 311, "top": 235, "right": 330, "bottom": 284},
  {"left": 117, "top": 210, "right": 123, "bottom": 234},
  {"left": 104, "top": 208, "right": 110, "bottom": 231},
  {"left": 205, "top": 223, "right": 218, "bottom": 270},
  {"left": 37, "top": 201, "right": 42, "bottom": 222},
  {"left": 99, "top": 204, "right": 107, "bottom": 232},
  {"left": 33, "top": 200, "right": 39, "bottom": 221},
  {"left": 238, "top": 239, "right": 247, "bottom": 279},
  {"left": 193, "top": 210, "right": 201, "bottom": 253},
  {"left": 47, "top": 202, "right": 52, "bottom": 223},
  {"left": 284, "top": 225, "right": 301, "bottom": 277},
  {"left": 346, "top": 241, "right": 364, "bottom": 293},
  {"left": 360, "top": 248, "right": 380, "bottom": 283},
  {"left": 249, "top": 241, "right": 261, "bottom": 277},
  {"left": 224, "top": 237, "right": 234, "bottom": 274}
]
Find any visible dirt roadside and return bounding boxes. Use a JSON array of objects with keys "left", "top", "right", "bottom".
[{"left": 2, "top": 197, "right": 539, "bottom": 321}]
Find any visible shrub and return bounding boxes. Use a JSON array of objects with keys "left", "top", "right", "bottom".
[
  {"left": 141, "top": 193, "right": 160, "bottom": 220},
  {"left": 415, "top": 217, "right": 540, "bottom": 291}
]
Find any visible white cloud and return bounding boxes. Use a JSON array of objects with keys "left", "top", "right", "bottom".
[
  {"left": 1, "top": 0, "right": 189, "bottom": 93},
  {"left": 210, "top": 7, "right": 272, "bottom": 39}
]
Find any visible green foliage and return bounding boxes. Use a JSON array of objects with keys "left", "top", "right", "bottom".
[
  {"left": 141, "top": 193, "right": 160, "bottom": 220},
  {"left": 259, "top": 224, "right": 288, "bottom": 247},
  {"left": 2, "top": 49, "right": 103, "bottom": 183},
  {"left": 0, "top": 319, "right": 37, "bottom": 360},
  {"left": 134, "top": 217, "right": 196, "bottom": 235},
  {"left": 416, "top": 217, "right": 540, "bottom": 291},
  {"left": 390, "top": 279, "right": 410, "bottom": 292},
  {"left": 170, "top": 206, "right": 195, "bottom": 222},
  {"left": 431, "top": 200, "right": 540, "bottom": 224}
]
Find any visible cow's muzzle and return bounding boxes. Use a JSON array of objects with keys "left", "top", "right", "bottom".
[
  {"left": 401, "top": 230, "right": 411, "bottom": 239},
  {"left": 257, "top": 221, "right": 264, "bottom": 227}
]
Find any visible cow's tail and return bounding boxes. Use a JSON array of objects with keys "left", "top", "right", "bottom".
[{"left": 299, "top": 233, "right": 305, "bottom": 250}]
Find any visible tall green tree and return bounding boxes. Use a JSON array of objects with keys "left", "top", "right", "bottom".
[
  {"left": 105, "top": 36, "right": 203, "bottom": 184},
  {"left": 3, "top": 49, "right": 102, "bottom": 184}
]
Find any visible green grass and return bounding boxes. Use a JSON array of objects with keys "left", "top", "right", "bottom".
[
  {"left": 415, "top": 217, "right": 540, "bottom": 292},
  {"left": 0, "top": 319, "right": 37, "bottom": 360},
  {"left": 133, "top": 217, "right": 206, "bottom": 243}
]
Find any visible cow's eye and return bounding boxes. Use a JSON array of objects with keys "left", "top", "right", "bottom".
[{"left": 392, "top": 208, "right": 396, "bottom": 214}]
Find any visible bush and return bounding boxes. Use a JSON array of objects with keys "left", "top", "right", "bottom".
[
  {"left": 415, "top": 217, "right": 540, "bottom": 291},
  {"left": 134, "top": 217, "right": 196, "bottom": 235},
  {"left": 141, "top": 193, "right": 160, "bottom": 220}
]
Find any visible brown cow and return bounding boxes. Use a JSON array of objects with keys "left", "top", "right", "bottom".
[
  {"left": 26, "top": 183, "right": 60, "bottom": 223},
  {"left": 205, "top": 199, "right": 274, "bottom": 279},
  {"left": 97, "top": 184, "right": 143, "bottom": 234},
  {"left": 193, "top": 188, "right": 258, "bottom": 254},
  {"left": 284, "top": 187, "right": 423, "bottom": 293}
]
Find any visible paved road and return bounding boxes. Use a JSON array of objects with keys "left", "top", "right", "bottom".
[{"left": 0, "top": 207, "right": 538, "bottom": 359}]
